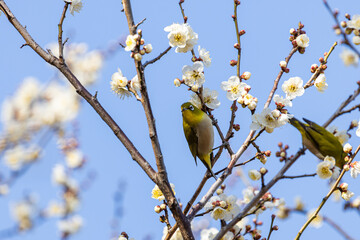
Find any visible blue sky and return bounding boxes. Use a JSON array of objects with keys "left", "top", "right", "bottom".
[{"left": 1, "top": 0, "right": 360, "bottom": 239}]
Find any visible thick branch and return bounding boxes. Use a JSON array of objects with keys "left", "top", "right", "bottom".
[{"left": 121, "top": 0, "right": 193, "bottom": 239}]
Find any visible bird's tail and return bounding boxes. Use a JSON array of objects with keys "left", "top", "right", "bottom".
[{"left": 201, "top": 154, "right": 217, "bottom": 180}]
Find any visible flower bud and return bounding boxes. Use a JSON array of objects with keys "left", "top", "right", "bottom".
[
  {"left": 335, "top": 28, "right": 342, "bottom": 35},
  {"left": 160, "top": 203, "right": 167, "bottom": 210},
  {"left": 343, "top": 143, "right": 352, "bottom": 153},
  {"left": 289, "top": 28, "right": 296, "bottom": 35},
  {"left": 234, "top": 43, "right": 240, "bottom": 49},
  {"left": 216, "top": 188, "right": 223, "bottom": 195},
  {"left": 137, "top": 29, "right": 142, "bottom": 35},
  {"left": 139, "top": 49, "right": 146, "bottom": 55},
  {"left": 134, "top": 53, "right": 142, "bottom": 61},
  {"left": 241, "top": 71, "right": 251, "bottom": 80},
  {"left": 279, "top": 61, "right": 287, "bottom": 68},
  {"left": 230, "top": 60, "right": 238, "bottom": 66},
  {"left": 239, "top": 29, "right": 246, "bottom": 36},
  {"left": 260, "top": 167, "right": 267, "bottom": 175},
  {"left": 191, "top": 85, "right": 199, "bottom": 92},
  {"left": 345, "top": 28, "right": 353, "bottom": 35},
  {"left": 144, "top": 44, "right": 153, "bottom": 53},
  {"left": 174, "top": 78, "right": 181, "bottom": 87},
  {"left": 220, "top": 200, "right": 227, "bottom": 208},
  {"left": 340, "top": 21, "right": 347, "bottom": 28},
  {"left": 343, "top": 164, "right": 350, "bottom": 171},
  {"left": 140, "top": 39, "right": 145, "bottom": 45},
  {"left": 154, "top": 205, "right": 161, "bottom": 213},
  {"left": 339, "top": 182, "right": 348, "bottom": 192},
  {"left": 265, "top": 150, "right": 271, "bottom": 157}
]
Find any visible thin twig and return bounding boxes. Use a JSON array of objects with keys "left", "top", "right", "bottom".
[
  {"left": 295, "top": 144, "right": 360, "bottom": 239},
  {"left": 233, "top": 1, "right": 241, "bottom": 78},
  {"left": 303, "top": 42, "right": 337, "bottom": 89},
  {"left": 264, "top": 47, "right": 298, "bottom": 109},
  {"left": 267, "top": 215, "right": 276, "bottom": 240},
  {"left": 143, "top": 46, "right": 172, "bottom": 68},
  {"left": 280, "top": 173, "right": 316, "bottom": 179},
  {"left": 58, "top": 2, "right": 69, "bottom": 64},
  {"left": 134, "top": 17, "right": 146, "bottom": 29},
  {"left": 323, "top": 0, "right": 360, "bottom": 57}
]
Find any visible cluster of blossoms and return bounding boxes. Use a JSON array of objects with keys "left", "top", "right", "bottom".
[
  {"left": 110, "top": 32, "right": 150, "bottom": 99},
  {"left": 110, "top": 69, "right": 141, "bottom": 99},
  {"left": 204, "top": 193, "right": 241, "bottom": 221},
  {"left": 50, "top": 163, "right": 83, "bottom": 235},
  {"left": 47, "top": 42, "right": 103, "bottom": 86},
  {"left": 0, "top": 77, "right": 83, "bottom": 177},
  {"left": 250, "top": 108, "right": 292, "bottom": 133},
  {"left": 316, "top": 156, "right": 340, "bottom": 180},
  {"left": 221, "top": 75, "right": 256, "bottom": 110},
  {"left": 199, "top": 218, "right": 247, "bottom": 240},
  {"left": 341, "top": 14, "right": 360, "bottom": 46},
  {"left": 289, "top": 24, "right": 310, "bottom": 54}
]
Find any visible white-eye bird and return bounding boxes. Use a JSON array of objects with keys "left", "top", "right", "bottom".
[
  {"left": 289, "top": 117, "right": 347, "bottom": 168},
  {"left": 181, "top": 102, "right": 217, "bottom": 179}
]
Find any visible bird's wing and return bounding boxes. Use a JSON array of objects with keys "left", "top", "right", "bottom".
[
  {"left": 183, "top": 120, "right": 198, "bottom": 165},
  {"left": 304, "top": 119, "right": 343, "bottom": 161}
]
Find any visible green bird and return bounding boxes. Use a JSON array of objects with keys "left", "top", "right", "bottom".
[
  {"left": 289, "top": 117, "right": 347, "bottom": 168},
  {"left": 181, "top": 102, "right": 217, "bottom": 179}
]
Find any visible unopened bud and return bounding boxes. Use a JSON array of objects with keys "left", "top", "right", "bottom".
[
  {"left": 339, "top": 182, "right": 348, "bottom": 191},
  {"left": 335, "top": 28, "right": 342, "bottom": 35},
  {"left": 154, "top": 205, "right": 161, "bottom": 213},
  {"left": 280, "top": 152, "right": 286, "bottom": 158},
  {"left": 139, "top": 49, "right": 146, "bottom": 55},
  {"left": 160, "top": 203, "right": 167, "bottom": 210},
  {"left": 343, "top": 143, "right": 352, "bottom": 153},
  {"left": 345, "top": 28, "right": 353, "bottom": 35},
  {"left": 233, "top": 124, "right": 240, "bottom": 131},
  {"left": 265, "top": 150, "right": 271, "bottom": 157},
  {"left": 239, "top": 29, "right": 246, "bottom": 36},
  {"left": 174, "top": 78, "right": 181, "bottom": 87},
  {"left": 191, "top": 85, "right": 199, "bottom": 92},
  {"left": 272, "top": 225, "right": 279, "bottom": 231},
  {"left": 343, "top": 164, "right": 350, "bottom": 171},
  {"left": 134, "top": 53, "right": 142, "bottom": 61},
  {"left": 260, "top": 167, "right": 267, "bottom": 175},
  {"left": 234, "top": 43, "right": 240, "bottom": 49},
  {"left": 340, "top": 21, "right": 347, "bottom": 28},
  {"left": 216, "top": 188, "right": 224, "bottom": 195},
  {"left": 234, "top": 0, "right": 240, "bottom": 5},
  {"left": 183, "top": 16, "right": 188, "bottom": 22},
  {"left": 140, "top": 39, "right": 145, "bottom": 45},
  {"left": 345, "top": 13, "right": 351, "bottom": 20},
  {"left": 144, "top": 44, "right": 153, "bottom": 53},
  {"left": 280, "top": 61, "right": 287, "bottom": 68},
  {"left": 241, "top": 71, "right": 251, "bottom": 80},
  {"left": 230, "top": 60, "right": 238, "bottom": 66},
  {"left": 289, "top": 28, "right": 296, "bottom": 35},
  {"left": 137, "top": 29, "right": 142, "bottom": 35},
  {"left": 231, "top": 15, "right": 236, "bottom": 20},
  {"left": 319, "top": 57, "right": 324, "bottom": 63}
]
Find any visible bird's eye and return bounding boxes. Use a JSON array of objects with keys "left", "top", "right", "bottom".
[{"left": 189, "top": 105, "right": 194, "bottom": 111}]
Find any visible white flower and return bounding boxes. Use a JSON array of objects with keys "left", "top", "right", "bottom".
[
  {"left": 273, "top": 94, "right": 292, "bottom": 108},
  {"left": 200, "top": 227, "right": 234, "bottom": 240},
  {"left": 67, "top": 0, "right": 83, "bottom": 15},
  {"left": 164, "top": 23, "right": 198, "bottom": 53},
  {"left": 58, "top": 215, "right": 83, "bottom": 234},
  {"left": 342, "top": 190, "right": 355, "bottom": 201},
  {"left": 295, "top": 34, "right": 309, "bottom": 48},
  {"left": 151, "top": 184, "right": 175, "bottom": 201},
  {"left": 353, "top": 36, "right": 360, "bottom": 45},
  {"left": 250, "top": 108, "right": 292, "bottom": 132},
  {"left": 340, "top": 48, "right": 359, "bottom": 67},
  {"left": 110, "top": 69, "right": 131, "bottom": 99},
  {"left": 65, "top": 149, "right": 84, "bottom": 168},
  {"left": 198, "top": 46, "right": 211, "bottom": 67},
  {"left": 189, "top": 88, "right": 220, "bottom": 109},
  {"left": 242, "top": 186, "right": 258, "bottom": 204},
  {"left": 281, "top": 77, "right": 305, "bottom": 100},
  {"left": 314, "top": 74, "right": 328, "bottom": 93},
  {"left": 248, "top": 170, "right": 261, "bottom": 181},
  {"left": 125, "top": 34, "right": 138, "bottom": 52},
  {"left": 4, "top": 145, "right": 27, "bottom": 170},
  {"left": 11, "top": 201, "right": 33, "bottom": 222},
  {"left": 161, "top": 226, "right": 183, "bottom": 240},
  {"left": 52, "top": 164, "right": 68, "bottom": 185},
  {"left": 45, "top": 201, "right": 66, "bottom": 217},
  {"left": 350, "top": 161, "right": 360, "bottom": 178},
  {"left": 307, "top": 209, "right": 323, "bottom": 228},
  {"left": 221, "top": 76, "right": 248, "bottom": 101},
  {"left": 130, "top": 75, "right": 141, "bottom": 92},
  {"left": 316, "top": 156, "right": 335, "bottom": 179},
  {"left": 182, "top": 61, "right": 205, "bottom": 89},
  {"left": 347, "top": 15, "right": 360, "bottom": 30},
  {"left": 204, "top": 194, "right": 240, "bottom": 221}
]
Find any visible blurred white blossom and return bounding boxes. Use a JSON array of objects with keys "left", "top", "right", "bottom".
[
  {"left": 198, "top": 46, "right": 211, "bottom": 67},
  {"left": 340, "top": 48, "right": 358, "bottom": 67}
]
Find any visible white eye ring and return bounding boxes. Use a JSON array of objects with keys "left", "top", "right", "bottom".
[{"left": 189, "top": 105, "right": 194, "bottom": 110}]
